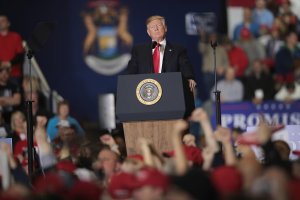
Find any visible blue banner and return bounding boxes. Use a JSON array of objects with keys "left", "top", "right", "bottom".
[{"left": 212, "top": 101, "right": 300, "bottom": 129}]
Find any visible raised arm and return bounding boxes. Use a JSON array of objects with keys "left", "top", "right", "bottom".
[{"left": 189, "top": 108, "right": 219, "bottom": 153}]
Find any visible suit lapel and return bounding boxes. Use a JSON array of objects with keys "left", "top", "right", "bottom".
[
  {"left": 162, "top": 41, "right": 173, "bottom": 72},
  {"left": 146, "top": 42, "right": 154, "bottom": 73}
]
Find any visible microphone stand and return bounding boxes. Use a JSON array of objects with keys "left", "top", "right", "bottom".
[
  {"left": 25, "top": 49, "right": 35, "bottom": 182},
  {"left": 211, "top": 41, "right": 222, "bottom": 125},
  {"left": 210, "top": 40, "right": 225, "bottom": 168},
  {"left": 24, "top": 22, "right": 55, "bottom": 182}
]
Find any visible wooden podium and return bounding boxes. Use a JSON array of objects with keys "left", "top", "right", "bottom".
[
  {"left": 116, "top": 72, "right": 194, "bottom": 154},
  {"left": 123, "top": 120, "right": 178, "bottom": 155}
]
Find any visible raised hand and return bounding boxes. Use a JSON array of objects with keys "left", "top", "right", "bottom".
[
  {"left": 36, "top": 116, "right": 47, "bottom": 128},
  {"left": 100, "top": 134, "right": 117, "bottom": 146},
  {"left": 215, "top": 126, "right": 232, "bottom": 144},
  {"left": 183, "top": 134, "right": 196, "bottom": 147},
  {"left": 35, "top": 116, "right": 48, "bottom": 143},
  {"left": 100, "top": 134, "right": 120, "bottom": 155},
  {"left": 173, "top": 119, "right": 189, "bottom": 134},
  {"left": 0, "top": 142, "right": 17, "bottom": 169},
  {"left": 257, "top": 122, "right": 272, "bottom": 145},
  {"left": 189, "top": 108, "right": 209, "bottom": 123},
  {"left": 202, "top": 146, "right": 215, "bottom": 171}
]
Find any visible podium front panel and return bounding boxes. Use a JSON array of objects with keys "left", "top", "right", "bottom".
[{"left": 116, "top": 72, "right": 190, "bottom": 121}]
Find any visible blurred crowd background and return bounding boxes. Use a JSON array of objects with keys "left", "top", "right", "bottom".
[{"left": 0, "top": 0, "right": 300, "bottom": 199}]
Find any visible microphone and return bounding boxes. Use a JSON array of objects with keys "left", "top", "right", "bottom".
[
  {"left": 210, "top": 40, "right": 218, "bottom": 49},
  {"left": 152, "top": 41, "right": 158, "bottom": 49}
]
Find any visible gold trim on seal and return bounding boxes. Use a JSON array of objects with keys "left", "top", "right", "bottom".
[{"left": 136, "top": 78, "right": 162, "bottom": 105}]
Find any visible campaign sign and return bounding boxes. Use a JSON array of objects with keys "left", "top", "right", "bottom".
[
  {"left": 246, "top": 125, "right": 300, "bottom": 160},
  {"left": 185, "top": 12, "right": 217, "bottom": 35},
  {"left": 211, "top": 100, "right": 300, "bottom": 130}
]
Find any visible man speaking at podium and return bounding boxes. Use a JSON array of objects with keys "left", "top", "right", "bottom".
[{"left": 127, "top": 15, "right": 196, "bottom": 92}]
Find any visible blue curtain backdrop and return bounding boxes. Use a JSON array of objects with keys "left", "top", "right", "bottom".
[{"left": 1, "top": 0, "right": 225, "bottom": 122}]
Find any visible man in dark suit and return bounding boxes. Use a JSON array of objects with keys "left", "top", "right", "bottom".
[{"left": 127, "top": 15, "right": 196, "bottom": 92}]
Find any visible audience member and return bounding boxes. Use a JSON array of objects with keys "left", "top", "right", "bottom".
[
  {"left": 223, "top": 37, "right": 249, "bottom": 78},
  {"left": 236, "top": 27, "right": 266, "bottom": 74},
  {"left": 263, "top": 25, "right": 284, "bottom": 69},
  {"left": 133, "top": 167, "right": 169, "bottom": 200},
  {"left": 0, "top": 111, "right": 10, "bottom": 138},
  {"left": 0, "top": 14, "right": 24, "bottom": 85},
  {"left": 275, "top": 31, "right": 300, "bottom": 83},
  {"left": 8, "top": 111, "right": 26, "bottom": 147},
  {"left": 211, "top": 67, "right": 244, "bottom": 102},
  {"left": 198, "top": 32, "right": 229, "bottom": 97},
  {"left": 95, "top": 147, "right": 121, "bottom": 187},
  {"left": 244, "top": 59, "right": 275, "bottom": 104},
  {"left": 266, "top": 0, "right": 281, "bottom": 16},
  {"left": 46, "top": 100, "right": 85, "bottom": 141},
  {"left": 0, "top": 64, "right": 22, "bottom": 124},
  {"left": 275, "top": 81, "right": 300, "bottom": 102},
  {"left": 252, "top": 0, "right": 275, "bottom": 29},
  {"left": 294, "top": 60, "right": 300, "bottom": 84},
  {"left": 233, "top": 7, "right": 260, "bottom": 41},
  {"left": 258, "top": 24, "right": 271, "bottom": 47},
  {"left": 22, "top": 75, "right": 47, "bottom": 108},
  {"left": 278, "top": 0, "right": 299, "bottom": 34},
  {"left": 21, "top": 75, "right": 53, "bottom": 125}
]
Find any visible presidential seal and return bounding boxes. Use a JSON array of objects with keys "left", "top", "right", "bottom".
[{"left": 136, "top": 79, "right": 162, "bottom": 105}]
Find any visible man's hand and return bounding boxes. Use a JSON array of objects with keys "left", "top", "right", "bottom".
[
  {"left": 202, "top": 146, "right": 215, "bottom": 170},
  {"left": 257, "top": 122, "right": 272, "bottom": 145},
  {"left": 173, "top": 119, "right": 189, "bottom": 134},
  {"left": 183, "top": 134, "right": 196, "bottom": 147},
  {"left": 188, "top": 79, "right": 197, "bottom": 92},
  {"left": 99, "top": 134, "right": 117, "bottom": 146},
  {"left": 0, "top": 61, "right": 11, "bottom": 68},
  {"left": 215, "top": 126, "right": 232, "bottom": 144},
  {"left": 35, "top": 116, "right": 48, "bottom": 143},
  {"left": 189, "top": 108, "right": 209, "bottom": 123},
  {"left": 100, "top": 134, "right": 120, "bottom": 155},
  {"left": 0, "top": 142, "right": 17, "bottom": 169},
  {"left": 36, "top": 116, "right": 48, "bottom": 129}
]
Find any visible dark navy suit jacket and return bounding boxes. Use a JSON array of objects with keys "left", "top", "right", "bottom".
[{"left": 127, "top": 41, "right": 195, "bottom": 80}]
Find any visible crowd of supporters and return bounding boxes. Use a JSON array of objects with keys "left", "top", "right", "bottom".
[
  {"left": 200, "top": 0, "right": 300, "bottom": 104},
  {"left": 1, "top": 1, "right": 300, "bottom": 199},
  {"left": 0, "top": 106, "right": 299, "bottom": 200}
]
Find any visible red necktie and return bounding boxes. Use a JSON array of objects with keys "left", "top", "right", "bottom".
[{"left": 153, "top": 43, "right": 160, "bottom": 73}]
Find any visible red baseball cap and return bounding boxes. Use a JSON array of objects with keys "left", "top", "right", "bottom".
[
  {"left": 288, "top": 179, "right": 300, "bottom": 200},
  {"left": 240, "top": 27, "right": 251, "bottom": 39},
  {"left": 277, "top": 0, "right": 290, "bottom": 5},
  {"left": 237, "top": 125, "right": 285, "bottom": 146},
  {"left": 68, "top": 180, "right": 102, "bottom": 200},
  {"left": 56, "top": 160, "right": 77, "bottom": 173},
  {"left": 292, "top": 150, "right": 300, "bottom": 156},
  {"left": 183, "top": 145, "right": 203, "bottom": 166},
  {"left": 236, "top": 132, "right": 260, "bottom": 146},
  {"left": 260, "top": 24, "right": 269, "bottom": 32},
  {"left": 33, "top": 172, "right": 66, "bottom": 195},
  {"left": 108, "top": 172, "right": 137, "bottom": 199},
  {"left": 211, "top": 166, "right": 243, "bottom": 195},
  {"left": 127, "top": 154, "right": 144, "bottom": 162},
  {"left": 164, "top": 145, "right": 203, "bottom": 166},
  {"left": 134, "top": 167, "right": 169, "bottom": 192}
]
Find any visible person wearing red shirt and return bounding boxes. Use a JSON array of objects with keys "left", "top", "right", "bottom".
[
  {"left": 0, "top": 14, "right": 24, "bottom": 85},
  {"left": 223, "top": 37, "right": 249, "bottom": 78}
]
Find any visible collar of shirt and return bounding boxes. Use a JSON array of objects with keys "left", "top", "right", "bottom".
[{"left": 152, "top": 38, "right": 166, "bottom": 50}]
